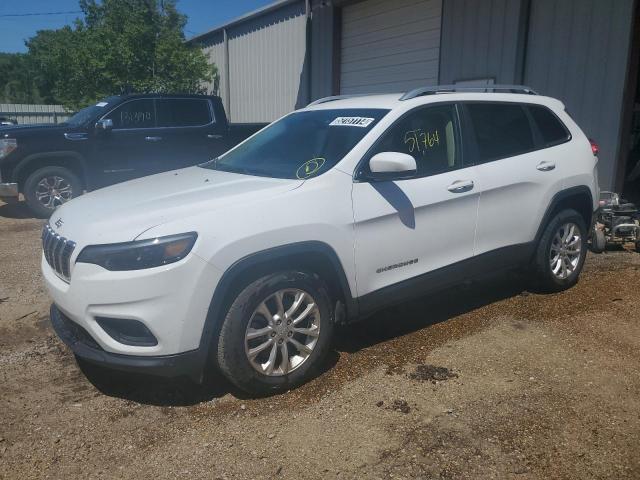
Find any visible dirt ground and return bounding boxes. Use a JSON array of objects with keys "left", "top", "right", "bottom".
[{"left": 1, "top": 199, "right": 639, "bottom": 480}]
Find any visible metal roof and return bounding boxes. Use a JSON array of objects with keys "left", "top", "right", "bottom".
[{"left": 187, "top": 0, "right": 303, "bottom": 43}]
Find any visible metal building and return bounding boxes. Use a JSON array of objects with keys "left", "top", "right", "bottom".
[{"left": 190, "top": 0, "right": 640, "bottom": 191}]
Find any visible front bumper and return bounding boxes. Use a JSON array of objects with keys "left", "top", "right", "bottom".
[
  {"left": 0, "top": 182, "right": 18, "bottom": 199},
  {"left": 42, "top": 249, "right": 222, "bottom": 357},
  {"left": 50, "top": 304, "right": 204, "bottom": 380}
]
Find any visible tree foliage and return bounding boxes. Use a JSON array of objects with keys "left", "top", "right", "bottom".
[{"left": 2, "top": 0, "right": 215, "bottom": 109}]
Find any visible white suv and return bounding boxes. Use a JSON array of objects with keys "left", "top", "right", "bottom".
[{"left": 42, "top": 85, "right": 599, "bottom": 394}]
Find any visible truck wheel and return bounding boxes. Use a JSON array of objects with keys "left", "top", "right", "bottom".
[
  {"left": 589, "top": 227, "right": 606, "bottom": 253},
  {"left": 23, "top": 166, "right": 82, "bottom": 218},
  {"left": 216, "top": 271, "right": 334, "bottom": 395},
  {"left": 531, "top": 208, "right": 587, "bottom": 293}
]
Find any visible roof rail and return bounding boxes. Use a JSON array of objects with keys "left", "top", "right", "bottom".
[
  {"left": 400, "top": 84, "right": 539, "bottom": 101},
  {"left": 307, "top": 94, "right": 372, "bottom": 107}
]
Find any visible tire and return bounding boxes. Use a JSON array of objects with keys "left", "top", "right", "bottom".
[
  {"left": 531, "top": 208, "right": 588, "bottom": 293},
  {"left": 635, "top": 241, "right": 640, "bottom": 254},
  {"left": 216, "top": 271, "right": 334, "bottom": 395},
  {"left": 589, "top": 227, "right": 606, "bottom": 253},
  {"left": 23, "top": 166, "right": 82, "bottom": 218}
]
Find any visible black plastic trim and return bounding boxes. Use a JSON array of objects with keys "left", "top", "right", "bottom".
[
  {"left": 50, "top": 305, "right": 202, "bottom": 381},
  {"left": 357, "top": 243, "right": 535, "bottom": 317}
]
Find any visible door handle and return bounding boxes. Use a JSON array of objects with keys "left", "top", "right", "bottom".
[
  {"left": 536, "top": 161, "right": 556, "bottom": 171},
  {"left": 207, "top": 134, "right": 223, "bottom": 139},
  {"left": 144, "top": 136, "right": 162, "bottom": 142},
  {"left": 447, "top": 180, "right": 474, "bottom": 193}
]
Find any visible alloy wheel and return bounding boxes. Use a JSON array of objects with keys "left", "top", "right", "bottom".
[
  {"left": 244, "top": 289, "right": 321, "bottom": 376},
  {"left": 35, "top": 176, "right": 73, "bottom": 210},
  {"left": 549, "top": 222, "right": 582, "bottom": 280}
]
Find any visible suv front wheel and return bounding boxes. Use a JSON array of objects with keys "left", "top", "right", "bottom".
[
  {"left": 531, "top": 208, "right": 588, "bottom": 292},
  {"left": 216, "top": 271, "right": 334, "bottom": 395}
]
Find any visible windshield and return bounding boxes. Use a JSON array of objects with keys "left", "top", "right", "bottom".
[
  {"left": 203, "top": 108, "right": 389, "bottom": 179},
  {"left": 66, "top": 97, "right": 119, "bottom": 126}
]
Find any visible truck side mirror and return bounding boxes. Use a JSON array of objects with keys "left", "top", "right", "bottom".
[{"left": 95, "top": 118, "right": 113, "bottom": 132}]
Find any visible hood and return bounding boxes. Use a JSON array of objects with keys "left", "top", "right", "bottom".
[
  {"left": 0, "top": 123, "right": 71, "bottom": 137},
  {"left": 49, "top": 166, "right": 303, "bottom": 245}
]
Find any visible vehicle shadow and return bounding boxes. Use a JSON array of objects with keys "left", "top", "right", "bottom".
[
  {"left": 0, "top": 200, "right": 36, "bottom": 219},
  {"left": 335, "top": 271, "right": 528, "bottom": 354},
  {"left": 79, "top": 270, "right": 528, "bottom": 406}
]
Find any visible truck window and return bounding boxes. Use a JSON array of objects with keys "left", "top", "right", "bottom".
[
  {"left": 527, "top": 105, "right": 570, "bottom": 147},
  {"left": 104, "top": 99, "right": 156, "bottom": 129},
  {"left": 466, "top": 103, "right": 534, "bottom": 163},
  {"left": 367, "top": 104, "right": 461, "bottom": 178},
  {"left": 156, "top": 99, "right": 212, "bottom": 128}
]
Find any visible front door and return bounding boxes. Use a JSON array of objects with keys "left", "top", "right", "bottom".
[
  {"left": 352, "top": 103, "right": 479, "bottom": 307},
  {"left": 93, "top": 98, "right": 168, "bottom": 187}
]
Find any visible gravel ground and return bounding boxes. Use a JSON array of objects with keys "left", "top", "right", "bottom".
[{"left": 1, "top": 199, "right": 639, "bottom": 480}]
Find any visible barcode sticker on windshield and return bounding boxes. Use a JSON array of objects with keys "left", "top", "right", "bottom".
[
  {"left": 96, "top": 102, "right": 108, "bottom": 107},
  {"left": 329, "top": 117, "right": 375, "bottom": 128}
]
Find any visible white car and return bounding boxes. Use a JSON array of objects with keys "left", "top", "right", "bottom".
[{"left": 42, "top": 85, "right": 599, "bottom": 394}]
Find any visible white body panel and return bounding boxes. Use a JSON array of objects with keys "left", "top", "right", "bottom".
[{"left": 43, "top": 91, "right": 598, "bottom": 359}]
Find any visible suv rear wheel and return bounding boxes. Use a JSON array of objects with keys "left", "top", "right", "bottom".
[
  {"left": 531, "top": 208, "right": 587, "bottom": 292},
  {"left": 216, "top": 271, "right": 334, "bottom": 395},
  {"left": 24, "top": 166, "right": 82, "bottom": 218}
]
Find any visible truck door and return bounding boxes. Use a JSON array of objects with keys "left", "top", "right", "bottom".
[
  {"left": 92, "top": 98, "right": 169, "bottom": 187},
  {"left": 154, "top": 98, "right": 227, "bottom": 170}
]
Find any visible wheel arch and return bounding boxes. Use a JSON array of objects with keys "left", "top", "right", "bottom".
[
  {"left": 198, "top": 241, "right": 357, "bottom": 356},
  {"left": 14, "top": 152, "right": 88, "bottom": 192},
  {"left": 534, "top": 186, "right": 594, "bottom": 246}
]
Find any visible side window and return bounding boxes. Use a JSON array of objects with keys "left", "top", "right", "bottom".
[
  {"left": 369, "top": 104, "right": 461, "bottom": 177},
  {"left": 527, "top": 105, "right": 570, "bottom": 147},
  {"left": 466, "top": 103, "right": 534, "bottom": 163},
  {"left": 155, "top": 99, "right": 212, "bottom": 128},
  {"left": 104, "top": 99, "right": 155, "bottom": 129}
]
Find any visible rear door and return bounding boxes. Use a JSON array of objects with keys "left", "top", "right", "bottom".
[
  {"left": 155, "top": 98, "right": 226, "bottom": 171},
  {"left": 465, "top": 102, "right": 569, "bottom": 258},
  {"left": 352, "top": 103, "right": 479, "bottom": 303}
]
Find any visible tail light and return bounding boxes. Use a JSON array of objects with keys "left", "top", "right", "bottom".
[{"left": 589, "top": 138, "right": 599, "bottom": 156}]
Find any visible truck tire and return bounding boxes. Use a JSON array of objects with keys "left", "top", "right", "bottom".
[
  {"left": 216, "top": 271, "right": 334, "bottom": 395},
  {"left": 23, "top": 166, "right": 82, "bottom": 218},
  {"left": 531, "top": 208, "right": 588, "bottom": 293}
]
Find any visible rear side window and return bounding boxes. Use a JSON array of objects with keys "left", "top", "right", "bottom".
[
  {"left": 156, "top": 99, "right": 212, "bottom": 127},
  {"left": 466, "top": 103, "right": 534, "bottom": 163},
  {"left": 527, "top": 105, "right": 570, "bottom": 146}
]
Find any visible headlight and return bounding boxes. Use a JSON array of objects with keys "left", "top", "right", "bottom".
[
  {"left": 76, "top": 232, "right": 197, "bottom": 271},
  {"left": 0, "top": 138, "right": 17, "bottom": 159}
]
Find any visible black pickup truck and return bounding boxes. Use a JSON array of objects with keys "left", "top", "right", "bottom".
[{"left": 0, "top": 94, "right": 266, "bottom": 216}]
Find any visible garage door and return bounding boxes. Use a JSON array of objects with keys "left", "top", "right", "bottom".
[{"left": 340, "top": 0, "right": 442, "bottom": 95}]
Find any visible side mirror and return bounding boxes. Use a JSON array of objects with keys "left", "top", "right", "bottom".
[
  {"left": 363, "top": 152, "right": 417, "bottom": 181},
  {"left": 95, "top": 118, "right": 113, "bottom": 132}
]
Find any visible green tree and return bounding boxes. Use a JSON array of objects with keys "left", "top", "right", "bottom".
[{"left": 26, "top": 0, "right": 214, "bottom": 110}]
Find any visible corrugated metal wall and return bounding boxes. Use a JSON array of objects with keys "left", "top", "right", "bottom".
[
  {"left": 310, "top": 1, "right": 336, "bottom": 100},
  {"left": 228, "top": 2, "right": 308, "bottom": 123},
  {"left": 339, "top": 0, "right": 442, "bottom": 94},
  {"left": 200, "top": 31, "right": 228, "bottom": 110},
  {"left": 524, "top": 0, "right": 635, "bottom": 189},
  {"left": 198, "top": 1, "right": 308, "bottom": 123},
  {"left": 0, "top": 104, "right": 70, "bottom": 125},
  {"left": 439, "top": 0, "right": 526, "bottom": 84}
]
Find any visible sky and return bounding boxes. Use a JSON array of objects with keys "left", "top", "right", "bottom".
[{"left": 0, "top": 0, "right": 274, "bottom": 53}]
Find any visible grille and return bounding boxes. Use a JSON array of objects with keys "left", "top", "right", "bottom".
[{"left": 42, "top": 224, "right": 76, "bottom": 282}]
